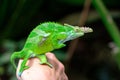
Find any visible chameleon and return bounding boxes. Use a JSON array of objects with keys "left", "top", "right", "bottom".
[{"left": 10, "top": 22, "right": 93, "bottom": 77}]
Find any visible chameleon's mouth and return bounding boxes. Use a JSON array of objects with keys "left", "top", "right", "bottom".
[
  {"left": 58, "top": 40, "right": 65, "bottom": 44},
  {"left": 58, "top": 32, "right": 84, "bottom": 44}
]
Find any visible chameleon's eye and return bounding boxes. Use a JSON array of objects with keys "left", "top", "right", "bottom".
[
  {"left": 74, "top": 27, "right": 80, "bottom": 32},
  {"left": 76, "top": 28, "right": 79, "bottom": 32}
]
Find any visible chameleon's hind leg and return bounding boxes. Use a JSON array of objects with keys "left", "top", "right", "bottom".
[
  {"left": 37, "top": 54, "right": 53, "bottom": 68},
  {"left": 18, "top": 51, "right": 33, "bottom": 77}
]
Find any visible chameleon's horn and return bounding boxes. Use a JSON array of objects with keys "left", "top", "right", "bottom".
[
  {"left": 10, "top": 52, "right": 20, "bottom": 69},
  {"left": 79, "top": 27, "right": 93, "bottom": 33}
]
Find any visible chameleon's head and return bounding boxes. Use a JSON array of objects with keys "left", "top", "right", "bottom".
[{"left": 61, "top": 24, "right": 93, "bottom": 43}]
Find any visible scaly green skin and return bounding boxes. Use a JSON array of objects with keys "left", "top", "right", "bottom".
[{"left": 11, "top": 22, "right": 93, "bottom": 76}]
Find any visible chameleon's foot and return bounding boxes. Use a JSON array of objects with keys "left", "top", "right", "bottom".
[
  {"left": 37, "top": 54, "right": 53, "bottom": 68},
  {"left": 23, "top": 66, "right": 30, "bottom": 70},
  {"left": 30, "top": 54, "right": 36, "bottom": 58},
  {"left": 40, "top": 62, "right": 53, "bottom": 68}
]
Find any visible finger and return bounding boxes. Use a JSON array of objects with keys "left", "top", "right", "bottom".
[
  {"left": 57, "top": 72, "right": 68, "bottom": 80},
  {"left": 46, "top": 52, "right": 68, "bottom": 80},
  {"left": 46, "top": 52, "right": 65, "bottom": 71},
  {"left": 61, "top": 72, "right": 68, "bottom": 80},
  {"left": 46, "top": 52, "right": 61, "bottom": 70}
]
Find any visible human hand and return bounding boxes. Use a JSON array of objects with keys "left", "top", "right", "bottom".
[{"left": 16, "top": 52, "right": 68, "bottom": 80}]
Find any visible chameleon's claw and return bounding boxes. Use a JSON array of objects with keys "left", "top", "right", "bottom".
[
  {"left": 18, "top": 66, "right": 29, "bottom": 77},
  {"left": 47, "top": 63, "right": 53, "bottom": 68},
  {"left": 40, "top": 62, "right": 53, "bottom": 68},
  {"left": 18, "top": 72, "right": 22, "bottom": 77}
]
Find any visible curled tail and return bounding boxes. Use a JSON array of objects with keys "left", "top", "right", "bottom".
[{"left": 10, "top": 52, "right": 21, "bottom": 69}]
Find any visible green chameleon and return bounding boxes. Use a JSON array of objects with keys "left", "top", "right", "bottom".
[{"left": 11, "top": 22, "right": 93, "bottom": 76}]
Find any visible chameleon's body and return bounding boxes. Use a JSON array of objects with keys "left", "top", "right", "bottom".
[{"left": 11, "top": 22, "right": 93, "bottom": 76}]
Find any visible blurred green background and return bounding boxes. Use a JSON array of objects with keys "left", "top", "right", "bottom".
[{"left": 0, "top": 0, "right": 120, "bottom": 80}]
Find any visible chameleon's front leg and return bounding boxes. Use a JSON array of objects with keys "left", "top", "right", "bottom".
[
  {"left": 18, "top": 51, "right": 33, "bottom": 77},
  {"left": 52, "top": 32, "right": 67, "bottom": 49},
  {"left": 37, "top": 54, "right": 53, "bottom": 68}
]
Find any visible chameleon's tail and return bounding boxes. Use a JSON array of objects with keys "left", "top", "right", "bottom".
[{"left": 10, "top": 52, "right": 20, "bottom": 69}]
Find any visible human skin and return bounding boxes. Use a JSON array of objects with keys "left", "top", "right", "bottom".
[{"left": 16, "top": 53, "right": 68, "bottom": 80}]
